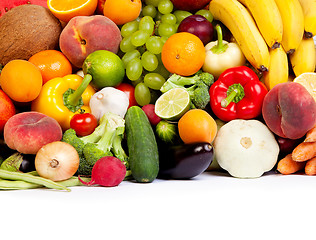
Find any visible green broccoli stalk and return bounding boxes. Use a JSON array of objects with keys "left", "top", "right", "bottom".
[
  {"left": 160, "top": 70, "right": 214, "bottom": 109},
  {"left": 62, "top": 112, "right": 129, "bottom": 176}
]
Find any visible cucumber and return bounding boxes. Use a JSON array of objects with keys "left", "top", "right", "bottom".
[{"left": 125, "top": 106, "right": 159, "bottom": 183}]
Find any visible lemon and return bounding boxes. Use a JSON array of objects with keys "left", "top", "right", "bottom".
[
  {"left": 293, "top": 72, "right": 316, "bottom": 102},
  {"left": 154, "top": 88, "right": 191, "bottom": 120},
  {"left": 82, "top": 50, "right": 125, "bottom": 89}
]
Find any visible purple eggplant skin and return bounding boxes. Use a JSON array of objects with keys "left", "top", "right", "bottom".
[
  {"left": 19, "top": 154, "right": 36, "bottom": 173},
  {"left": 158, "top": 142, "right": 214, "bottom": 179}
]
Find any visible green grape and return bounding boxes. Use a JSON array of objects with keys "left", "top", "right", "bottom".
[
  {"left": 120, "top": 35, "right": 136, "bottom": 53},
  {"left": 120, "top": 20, "right": 139, "bottom": 38},
  {"left": 131, "top": 30, "right": 151, "bottom": 47},
  {"left": 139, "top": 16, "right": 155, "bottom": 34},
  {"left": 160, "top": 36, "right": 169, "bottom": 44},
  {"left": 146, "top": 36, "right": 163, "bottom": 54},
  {"left": 122, "top": 50, "right": 141, "bottom": 67},
  {"left": 173, "top": 10, "right": 192, "bottom": 23},
  {"left": 155, "top": 11, "right": 164, "bottom": 21},
  {"left": 142, "top": 5, "right": 157, "bottom": 18},
  {"left": 131, "top": 76, "right": 144, "bottom": 87},
  {"left": 145, "top": 0, "right": 160, "bottom": 7},
  {"left": 153, "top": 63, "right": 171, "bottom": 79},
  {"left": 158, "top": 0, "right": 173, "bottom": 14},
  {"left": 144, "top": 73, "right": 166, "bottom": 90},
  {"left": 135, "top": 82, "right": 151, "bottom": 106},
  {"left": 160, "top": 13, "right": 177, "bottom": 25},
  {"left": 141, "top": 51, "right": 159, "bottom": 72},
  {"left": 195, "top": 9, "right": 214, "bottom": 23},
  {"left": 126, "top": 58, "right": 143, "bottom": 81},
  {"left": 158, "top": 23, "right": 177, "bottom": 37}
]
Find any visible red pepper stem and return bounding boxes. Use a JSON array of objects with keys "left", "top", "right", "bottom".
[
  {"left": 221, "top": 89, "right": 238, "bottom": 108},
  {"left": 67, "top": 74, "right": 92, "bottom": 106}
]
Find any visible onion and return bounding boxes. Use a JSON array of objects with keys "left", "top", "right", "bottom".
[{"left": 35, "top": 141, "right": 79, "bottom": 181}]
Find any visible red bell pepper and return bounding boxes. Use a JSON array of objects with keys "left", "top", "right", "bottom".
[{"left": 209, "top": 66, "right": 268, "bottom": 122}]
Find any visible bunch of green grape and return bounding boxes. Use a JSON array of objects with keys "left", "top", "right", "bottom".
[{"left": 119, "top": 0, "right": 213, "bottom": 106}]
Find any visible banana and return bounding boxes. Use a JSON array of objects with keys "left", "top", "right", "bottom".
[
  {"left": 237, "top": 0, "right": 283, "bottom": 49},
  {"left": 209, "top": 0, "right": 270, "bottom": 72},
  {"left": 263, "top": 46, "right": 289, "bottom": 90},
  {"left": 274, "top": 0, "right": 305, "bottom": 54},
  {"left": 298, "top": 0, "right": 316, "bottom": 38},
  {"left": 289, "top": 37, "right": 316, "bottom": 77}
]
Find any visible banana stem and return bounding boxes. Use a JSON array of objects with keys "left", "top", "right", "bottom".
[{"left": 211, "top": 24, "right": 228, "bottom": 54}]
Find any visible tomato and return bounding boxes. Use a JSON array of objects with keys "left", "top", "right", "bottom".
[
  {"left": 116, "top": 83, "right": 138, "bottom": 108},
  {"left": 70, "top": 112, "right": 98, "bottom": 137}
]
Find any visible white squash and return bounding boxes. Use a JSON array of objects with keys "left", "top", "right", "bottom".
[{"left": 213, "top": 119, "right": 279, "bottom": 178}]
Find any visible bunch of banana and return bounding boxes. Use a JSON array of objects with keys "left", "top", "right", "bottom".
[
  {"left": 298, "top": 0, "right": 316, "bottom": 38},
  {"left": 209, "top": 0, "right": 316, "bottom": 90},
  {"left": 290, "top": 38, "right": 316, "bottom": 76}
]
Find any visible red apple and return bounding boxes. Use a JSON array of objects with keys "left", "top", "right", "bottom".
[
  {"left": 177, "top": 14, "right": 214, "bottom": 45},
  {"left": 171, "top": 0, "right": 211, "bottom": 12}
]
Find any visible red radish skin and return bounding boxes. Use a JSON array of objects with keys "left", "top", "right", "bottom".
[
  {"left": 142, "top": 104, "right": 161, "bottom": 126},
  {"left": 79, "top": 156, "right": 126, "bottom": 187}
]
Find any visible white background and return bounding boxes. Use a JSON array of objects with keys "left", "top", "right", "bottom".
[{"left": 1, "top": 171, "right": 316, "bottom": 240}]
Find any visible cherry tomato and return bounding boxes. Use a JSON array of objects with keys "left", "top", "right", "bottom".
[
  {"left": 116, "top": 83, "right": 138, "bottom": 108},
  {"left": 70, "top": 112, "right": 98, "bottom": 137}
]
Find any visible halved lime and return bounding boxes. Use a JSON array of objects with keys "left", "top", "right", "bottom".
[{"left": 154, "top": 88, "right": 191, "bottom": 120}]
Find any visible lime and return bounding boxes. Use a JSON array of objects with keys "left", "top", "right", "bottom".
[
  {"left": 293, "top": 72, "right": 316, "bottom": 103},
  {"left": 82, "top": 50, "right": 125, "bottom": 88},
  {"left": 154, "top": 88, "right": 191, "bottom": 120}
]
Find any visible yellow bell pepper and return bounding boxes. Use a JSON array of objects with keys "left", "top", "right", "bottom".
[{"left": 31, "top": 74, "right": 95, "bottom": 131}]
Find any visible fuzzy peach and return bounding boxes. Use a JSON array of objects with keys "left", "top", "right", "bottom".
[
  {"left": 3, "top": 111, "right": 63, "bottom": 154},
  {"left": 262, "top": 82, "right": 316, "bottom": 139},
  {"left": 59, "top": 15, "right": 122, "bottom": 68}
]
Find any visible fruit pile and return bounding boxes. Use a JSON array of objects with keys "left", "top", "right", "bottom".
[{"left": 0, "top": 0, "right": 316, "bottom": 191}]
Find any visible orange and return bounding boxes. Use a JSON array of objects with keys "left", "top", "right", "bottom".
[
  {"left": 161, "top": 32, "right": 206, "bottom": 76},
  {"left": 47, "top": 0, "right": 98, "bottom": 23},
  {"left": 29, "top": 50, "right": 73, "bottom": 85},
  {"left": 103, "top": 0, "right": 142, "bottom": 25},
  {"left": 0, "top": 60, "right": 42, "bottom": 102},
  {"left": 178, "top": 109, "right": 217, "bottom": 144}
]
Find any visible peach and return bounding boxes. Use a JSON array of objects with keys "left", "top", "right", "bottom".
[
  {"left": 3, "top": 111, "right": 63, "bottom": 154},
  {"left": 59, "top": 15, "right": 122, "bottom": 68},
  {"left": 262, "top": 82, "right": 316, "bottom": 139}
]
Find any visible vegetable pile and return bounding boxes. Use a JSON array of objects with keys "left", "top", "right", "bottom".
[{"left": 0, "top": 0, "right": 316, "bottom": 191}]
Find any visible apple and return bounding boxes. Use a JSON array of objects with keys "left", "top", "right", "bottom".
[
  {"left": 171, "top": 0, "right": 211, "bottom": 12},
  {"left": 177, "top": 14, "right": 214, "bottom": 45}
]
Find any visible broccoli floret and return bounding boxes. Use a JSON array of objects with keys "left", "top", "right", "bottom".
[
  {"left": 160, "top": 70, "right": 214, "bottom": 109},
  {"left": 82, "top": 142, "right": 112, "bottom": 166},
  {"left": 62, "top": 112, "right": 129, "bottom": 175},
  {"left": 62, "top": 128, "right": 85, "bottom": 156}
]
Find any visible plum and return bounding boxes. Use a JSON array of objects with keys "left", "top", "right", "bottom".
[{"left": 262, "top": 82, "right": 316, "bottom": 139}]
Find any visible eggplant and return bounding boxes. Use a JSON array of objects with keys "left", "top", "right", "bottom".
[
  {"left": 0, "top": 152, "right": 35, "bottom": 173},
  {"left": 158, "top": 142, "right": 214, "bottom": 179}
]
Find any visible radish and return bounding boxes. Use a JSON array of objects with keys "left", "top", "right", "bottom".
[{"left": 78, "top": 156, "right": 126, "bottom": 187}]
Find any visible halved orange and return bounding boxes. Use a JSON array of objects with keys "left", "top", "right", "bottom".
[{"left": 47, "top": 0, "right": 98, "bottom": 23}]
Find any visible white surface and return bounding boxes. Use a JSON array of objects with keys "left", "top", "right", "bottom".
[{"left": 1, "top": 171, "right": 316, "bottom": 240}]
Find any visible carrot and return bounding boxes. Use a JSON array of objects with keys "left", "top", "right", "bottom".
[
  {"left": 292, "top": 141, "right": 316, "bottom": 162},
  {"left": 305, "top": 157, "right": 316, "bottom": 175},
  {"left": 305, "top": 126, "right": 316, "bottom": 142},
  {"left": 277, "top": 154, "right": 306, "bottom": 175}
]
